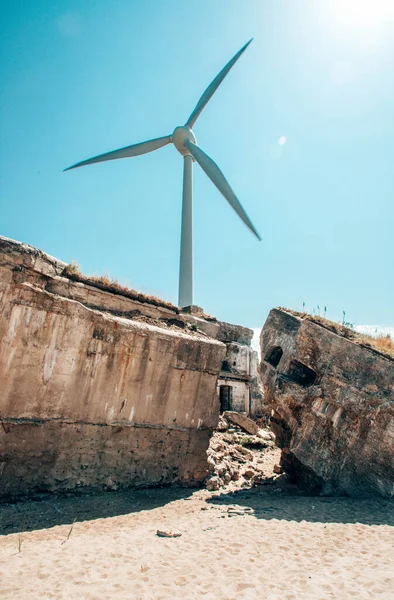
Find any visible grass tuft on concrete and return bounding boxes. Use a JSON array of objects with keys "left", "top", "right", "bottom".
[
  {"left": 62, "top": 263, "right": 178, "bottom": 313},
  {"left": 280, "top": 307, "right": 394, "bottom": 360}
]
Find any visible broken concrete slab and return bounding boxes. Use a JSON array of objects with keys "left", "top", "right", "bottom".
[
  {"left": 222, "top": 411, "right": 259, "bottom": 435},
  {"left": 259, "top": 308, "right": 394, "bottom": 498}
]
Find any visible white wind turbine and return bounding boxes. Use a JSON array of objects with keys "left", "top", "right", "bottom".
[{"left": 65, "top": 39, "right": 261, "bottom": 308}]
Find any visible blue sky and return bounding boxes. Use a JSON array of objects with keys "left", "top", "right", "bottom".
[{"left": 1, "top": 0, "right": 393, "bottom": 329}]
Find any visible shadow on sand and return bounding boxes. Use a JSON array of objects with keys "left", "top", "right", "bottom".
[
  {"left": 207, "top": 485, "right": 394, "bottom": 527},
  {"left": 1, "top": 482, "right": 393, "bottom": 536},
  {"left": 0, "top": 486, "right": 194, "bottom": 536}
]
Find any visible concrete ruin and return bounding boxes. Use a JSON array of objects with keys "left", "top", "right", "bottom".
[
  {"left": 217, "top": 340, "right": 264, "bottom": 416},
  {"left": 0, "top": 236, "right": 263, "bottom": 499},
  {"left": 260, "top": 308, "right": 394, "bottom": 498},
  {"left": 0, "top": 237, "right": 227, "bottom": 498},
  {"left": 181, "top": 306, "right": 265, "bottom": 417}
]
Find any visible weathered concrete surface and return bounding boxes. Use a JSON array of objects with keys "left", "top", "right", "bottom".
[
  {"left": 0, "top": 422, "right": 211, "bottom": 497},
  {"left": 0, "top": 237, "right": 226, "bottom": 498},
  {"left": 216, "top": 321, "right": 253, "bottom": 346},
  {"left": 222, "top": 411, "right": 259, "bottom": 435},
  {"left": 217, "top": 340, "right": 265, "bottom": 415},
  {"left": 260, "top": 308, "right": 394, "bottom": 498}
]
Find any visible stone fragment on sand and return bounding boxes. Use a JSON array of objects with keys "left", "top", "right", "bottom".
[
  {"left": 216, "top": 416, "right": 229, "bottom": 431},
  {"left": 211, "top": 441, "right": 225, "bottom": 453},
  {"left": 222, "top": 472, "right": 232, "bottom": 484},
  {"left": 243, "top": 468, "right": 256, "bottom": 480},
  {"left": 258, "top": 429, "right": 275, "bottom": 442},
  {"left": 234, "top": 445, "right": 253, "bottom": 460},
  {"left": 156, "top": 530, "right": 182, "bottom": 538},
  {"left": 216, "top": 463, "right": 227, "bottom": 477},
  {"left": 206, "top": 477, "right": 220, "bottom": 491},
  {"left": 207, "top": 456, "right": 216, "bottom": 472}
]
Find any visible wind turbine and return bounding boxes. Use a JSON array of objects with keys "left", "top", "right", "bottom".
[{"left": 65, "top": 39, "right": 261, "bottom": 308}]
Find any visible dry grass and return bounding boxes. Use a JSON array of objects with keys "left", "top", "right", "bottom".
[
  {"left": 63, "top": 260, "right": 80, "bottom": 276},
  {"left": 62, "top": 263, "right": 179, "bottom": 313},
  {"left": 61, "top": 518, "right": 76, "bottom": 545},
  {"left": 280, "top": 307, "right": 394, "bottom": 360},
  {"left": 357, "top": 333, "right": 394, "bottom": 358}
]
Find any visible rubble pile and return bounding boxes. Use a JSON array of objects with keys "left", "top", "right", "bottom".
[{"left": 205, "top": 414, "right": 281, "bottom": 491}]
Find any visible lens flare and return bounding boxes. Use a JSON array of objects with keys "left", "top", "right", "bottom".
[{"left": 334, "top": 0, "right": 394, "bottom": 28}]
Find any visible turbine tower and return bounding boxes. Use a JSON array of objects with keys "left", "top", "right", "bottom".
[{"left": 65, "top": 39, "right": 261, "bottom": 308}]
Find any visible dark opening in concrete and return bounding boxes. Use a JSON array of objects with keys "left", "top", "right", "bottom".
[
  {"left": 265, "top": 346, "right": 283, "bottom": 368},
  {"left": 286, "top": 360, "right": 317, "bottom": 387},
  {"left": 221, "top": 360, "right": 231, "bottom": 372},
  {"left": 219, "top": 385, "right": 233, "bottom": 413}
]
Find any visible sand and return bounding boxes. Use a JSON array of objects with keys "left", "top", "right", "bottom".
[{"left": 0, "top": 487, "right": 393, "bottom": 600}]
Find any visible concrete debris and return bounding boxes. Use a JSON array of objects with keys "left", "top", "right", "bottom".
[
  {"left": 222, "top": 411, "right": 259, "bottom": 435},
  {"left": 242, "top": 468, "right": 256, "bottom": 480},
  {"left": 257, "top": 430, "right": 276, "bottom": 442},
  {"left": 216, "top": 416, "right": 229, "bottom": 431},
  {"left": 205, "top": 418, "right": 281, "bottom": 491},
  {"left": 156, "top": 530, "right": 182, "bottom": 538},
  {"left": 206, "top": 477, "right": 221, "bottom": 491}
]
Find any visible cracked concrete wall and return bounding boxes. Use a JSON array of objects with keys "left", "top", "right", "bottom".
[
  {"left": 0, "top": 237, "right": 226, "bottom": 498},
  {"left": 260, "top": 308, "right": 394, "bottom": 498}
]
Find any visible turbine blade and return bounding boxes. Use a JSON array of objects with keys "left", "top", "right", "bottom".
[
  {"left": 64, "top": 135, "right": 171, "bottom": 171},
  {"left": 186, "top": 39, "right": 253, "bottom": 129},
  {"left": 185, "top": 139, "right": 261, "bottom": 241}
]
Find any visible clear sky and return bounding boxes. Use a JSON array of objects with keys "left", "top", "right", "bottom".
[{"left": 1, "top": 0, "right": 393, "bottom": 329}]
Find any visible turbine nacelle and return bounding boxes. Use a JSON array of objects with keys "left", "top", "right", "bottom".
[{"left": 171, "top": 126, "right": 197, "bottom": 157}]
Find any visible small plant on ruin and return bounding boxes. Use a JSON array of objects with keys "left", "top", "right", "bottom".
[
  {"left": 281, "top": 307, "right": 394, "bottom": 359},
  {"left": 61, "top": 261, "right": 178, "bottom": 311},
  {"left": 239, "top": 435, "right": 267, "bottom": 449},
  {"left": 89, "top": 272, "right": 114, "bottom": 287},
  {"left": 341, "top": 311, "right": 355, "bottom": 330},
  {"left": 239, "top": 435, "right": 254, "bottom": 446},
  {"left": 63, "top": 260, "right": 80, "bottom": 276}
]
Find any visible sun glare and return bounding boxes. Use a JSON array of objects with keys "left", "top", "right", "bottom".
[{"left": 334, "top": 0, "right": 394, "bottom": 28}]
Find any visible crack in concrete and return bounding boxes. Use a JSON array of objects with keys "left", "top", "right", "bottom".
[{"left": 0, "top": 416, "right": 213, "bottom": 433}]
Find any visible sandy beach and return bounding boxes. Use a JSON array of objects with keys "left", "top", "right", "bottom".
[{"left": 1, "top": 486, "right": 393, "bottom": 600}]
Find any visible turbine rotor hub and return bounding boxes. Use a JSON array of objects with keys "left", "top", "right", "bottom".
[{"left": 172, "top": 126, "right": 197, "bottom": 156}]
